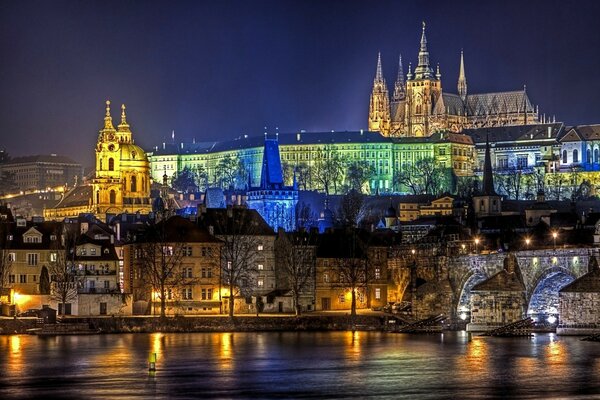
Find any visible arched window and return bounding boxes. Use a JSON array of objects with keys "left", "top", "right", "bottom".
[
  {"left": 96, "top": 191, "right": 99, "bottom": 204},
  {"left": 573, "top": 149, "right": 579, "bottom": 163},
  {"left": 416, "top": 104, "right": 422, "bottom": 114},
  {"left": 587, "top": 149, "right": 592, "bottom": 163},
  {"left": 99, "top": 159, "right": 103, "bottom": 171},
  {"left": 562, "top": 150, "right": 567, "bottom": 164},
  {"left": 108, "top": 158, "right": 114, "bottom": 171},
  {"left": 131, "top": 176, "right": 137, "bottom": 192},
  {"left": 109, "top": 190, "right": 116, "bottom": 204},
  {"left": 595, "top": 148, "right": 599, "bottom": 163}
]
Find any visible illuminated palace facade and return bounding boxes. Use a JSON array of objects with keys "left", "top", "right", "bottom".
[
  {"left": 369, "top": 22, "right": 541, "bottom": 138},
  {"left": 44, "top": 101, "right": 152, "bottom": 220},
  {"left": 150, "top": 24, "right": 600, "bottom": 198},
  {"left": 149, "top": 130, "right": 474, "bottom": 194}
]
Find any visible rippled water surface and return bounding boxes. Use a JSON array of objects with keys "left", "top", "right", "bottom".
[{"left": 2, "top": 331, "right": 600, "bottom": 399}]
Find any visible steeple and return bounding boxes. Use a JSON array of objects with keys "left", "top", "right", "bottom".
[
  {"left": 413, "top": 22, "right": 434, "bottom": 80},
  {"left": 458, "top": 50, "right": 467, "bottom": 101},
  {"left": 392, "top": 54, "right": 406, "bottom": 101},
  {"left": 117, "top": 104, "right": 131, "bottom": 132},
  {"left": 368, "top": 52, "right": 391, "bottom": 135},
  {"left": 482, "top": 136, "right": 497, "bottom": 196},
  {"left": 375, "top": 51, "right": 384, "bottom": 82},
  {"left": 103, "top": 100, "right": 114, "bottom": 131}
]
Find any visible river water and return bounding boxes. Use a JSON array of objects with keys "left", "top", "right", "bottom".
[{"left": 1, "top": 331, "right": 600, "bottom": 399}]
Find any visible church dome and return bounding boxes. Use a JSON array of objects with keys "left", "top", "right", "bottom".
[{"left": 119, "top": 143, "right": 148, "bottom": 162}]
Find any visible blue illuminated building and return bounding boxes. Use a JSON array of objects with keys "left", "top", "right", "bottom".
[{"left": 246, "top": 135, "right": 299, "bottom": 231}]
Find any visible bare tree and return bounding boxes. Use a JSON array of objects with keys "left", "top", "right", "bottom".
[
  {"left": 330, "top": 230, "right": 370, "bottom": 319},
  {"left": 455, "top": 176, "right": 478, "bottom": 199},
  {"left": 546, "top": 172, "right": 566, "bottom": 200},
  {"left": 172, "top": 166, "right": 198, "bottom": 193},
  {"left": 47, "top": 225, "right": 80, "bottom": 316},
  {"left": 134, "top": 217, "right": 196, "bottom": 318},
  {"left": 215, "top": 155, "right": 247, "bottom": 189},
  {"left": 275, "top": 231, "right": 315, "bottom": 316},
  {"left": 394, "top": 157, "right": 447, "bottom": 195},
  {"left": 313, "top": 146, "right": 344, "bottom": 194},
  {"left": 0, "top": 222, "right": 12, "bottom": 295},
  {"left": 295, "top": 162, "right": 311, "bottom": 190},
  {"left": 345, "top": 161, "right": 375, "bottom": 194},
  {"left": 338, "top": 190, "right": 369, "bottom": 227},
  {"left": 210, "top": 209, "right": 261, "bottom": 317}
]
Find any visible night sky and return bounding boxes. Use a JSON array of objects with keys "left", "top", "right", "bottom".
[{"left": 2, "top": 0, "right": 600, "bottom": 167}]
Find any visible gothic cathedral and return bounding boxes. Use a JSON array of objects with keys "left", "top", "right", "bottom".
[{"left": 369, "top": 23, "right": 541, "bottom": 137}]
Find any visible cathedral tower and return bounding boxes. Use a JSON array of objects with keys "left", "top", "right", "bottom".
[
  {"left": 458, "top": 50, "right": 467, "bottom": 101},
  {"left": 404, "top": 22, "right": 442, "bottom": 137},
  {"left": 368, "top": 52, "right": 391, "bottom": 135},
  {"left": 92, "top": 101, "right": 152, "bottom": 219}
]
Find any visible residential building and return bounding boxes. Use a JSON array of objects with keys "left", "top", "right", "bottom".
[{"left": 124, "top": 215, "right": 223, "bottom": 315}]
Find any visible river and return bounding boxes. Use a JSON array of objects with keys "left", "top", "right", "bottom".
[{"left": 1, "top": 331, "right": 600, "bottom": 399}]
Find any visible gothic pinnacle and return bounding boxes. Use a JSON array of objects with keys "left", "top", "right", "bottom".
[
  {"left": 458, "top": 49, "right": 468, "bottom": 100},
  {"left": 375, "top": 52, "right": 383, "bottom": 82}
]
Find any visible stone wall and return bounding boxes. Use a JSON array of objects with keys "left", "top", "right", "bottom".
[{"left": 558, "top": 292, "right": 600, "bottom": 335}]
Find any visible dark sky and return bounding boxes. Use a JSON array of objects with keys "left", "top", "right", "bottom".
[{"left": 2, "top": 0, "right": 600, "bottom": 167}]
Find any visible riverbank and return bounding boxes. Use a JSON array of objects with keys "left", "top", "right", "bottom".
[{"left": 0, "top": 314, "right": 388, "bottom": 335}]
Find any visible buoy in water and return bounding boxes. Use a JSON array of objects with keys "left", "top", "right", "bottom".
[{"left": 149, "top": 353, "right": 157, "bottom": 371}]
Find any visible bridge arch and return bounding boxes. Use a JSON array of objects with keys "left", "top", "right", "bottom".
[
  {"left": 526, "top": 266, "right": 576, "bottom": 319},
  {"left": 455, "top": 270, "right": 489, "bottom": 316}
]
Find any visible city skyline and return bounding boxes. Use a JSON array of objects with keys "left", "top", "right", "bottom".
[{"left": 2, "top": 0, "right": 600, "bottom": 166}]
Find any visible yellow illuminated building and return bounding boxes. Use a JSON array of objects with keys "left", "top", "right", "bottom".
[{"left": 44, "top": 101, "right": 152, "bottom": 221}]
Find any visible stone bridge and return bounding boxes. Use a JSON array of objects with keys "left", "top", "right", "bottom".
[{"left": 392, "top": 247, "right": 596, "bottom": 320}]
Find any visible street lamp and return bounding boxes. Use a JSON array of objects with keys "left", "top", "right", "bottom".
[
  {"left": 552, "top": 231, "right": 558, "bottom": 249},
  {"left": 525, "top": 237, "right": 531, "bottom": 249},
  {"left": 474, "top": 237, "right": 480, "bottom": 254}
]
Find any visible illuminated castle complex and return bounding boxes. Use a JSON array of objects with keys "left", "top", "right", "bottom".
[{"left": 369, "top": 23, "right": 541, "bottom": 137}]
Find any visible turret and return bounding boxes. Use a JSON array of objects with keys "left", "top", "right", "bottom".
[
  {"left": 368, "top": 52, "right": 391, "bottom": 135},
  {"left": 458, "top": 50, "right": 467, "bottom": 101},
  {"left": 392, "top": 54, "right": 406, "bottom": 102}
]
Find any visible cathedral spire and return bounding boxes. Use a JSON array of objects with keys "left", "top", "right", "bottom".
[
  {"left": 458, "top": 49, "right": 467, "bottom": 101},
  {"left": 414, "top": 21, "right": 434, "bottom": 80},
  {"left": 392, "top": 54, "right": 406, "bottom": 101},
  {"left": 368, "top": 52, "right": 391, "bottom": 135},
  {"left": 103, "top": 100, "right": 114, "bottom": 131},
  {"left": 375, "top": 51, "right": 384, "bottom": 82}
]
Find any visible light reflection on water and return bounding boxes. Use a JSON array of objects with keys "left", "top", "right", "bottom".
[{"left": 1, "top": 331, "right": 600, "bottom": 399}]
